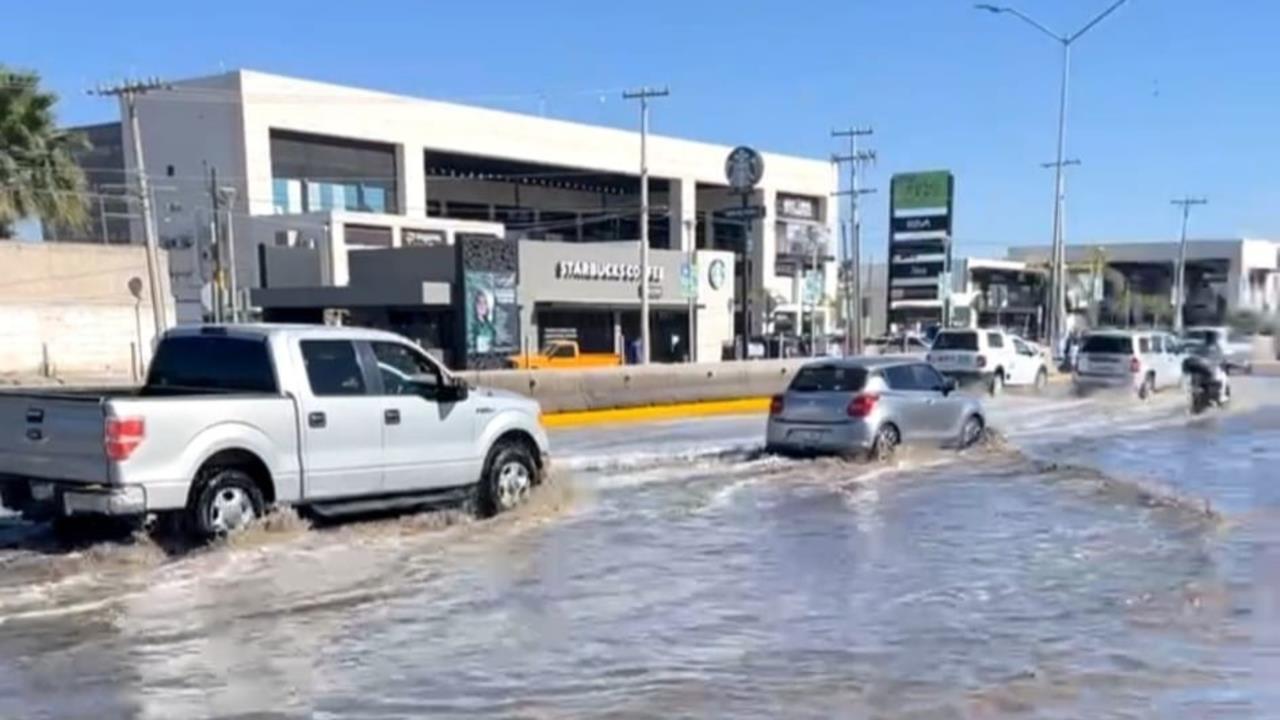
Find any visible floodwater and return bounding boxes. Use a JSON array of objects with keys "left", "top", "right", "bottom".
[{"left": 2, "top": 380, "right": 1279, "bottom": 719}]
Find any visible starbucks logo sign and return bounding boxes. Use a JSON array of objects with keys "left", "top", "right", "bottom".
[{"left": 708, "top": 259, "right": 727, "bottom": 290}]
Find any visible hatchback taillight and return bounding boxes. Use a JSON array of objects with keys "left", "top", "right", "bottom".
[
  {"left": 105, "top": 416, "right": 145, "bottom": 461},
  {"left": 847, "top": 393, "right": 879, "bottom": 418},
  {"left": 769, "top": 395, "right": 784, "bottom": 415},
  {"left": 1129, "top": 357, "right": 1141, "bottom": 374}
]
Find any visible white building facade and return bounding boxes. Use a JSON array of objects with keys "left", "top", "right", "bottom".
[{"left": 113, "top": 70, "right": 839, "bottom": 358}]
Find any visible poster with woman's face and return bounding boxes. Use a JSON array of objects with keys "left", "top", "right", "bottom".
[{"left": 465, "top": 271, "right": 518, "bottom": 356}]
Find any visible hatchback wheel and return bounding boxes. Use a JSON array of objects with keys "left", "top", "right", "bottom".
[
  {"left": 959, "top": 414, "right": 985, "bottom": 449},
  {"left": 867, "top": 423, "right": 900, "bottom": 462}
]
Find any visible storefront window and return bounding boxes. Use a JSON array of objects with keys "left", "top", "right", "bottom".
[{"left": 270, "top": 129, "right": 398, "bottom": 215}]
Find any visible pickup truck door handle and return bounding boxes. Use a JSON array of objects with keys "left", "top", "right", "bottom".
[
  {"left": 308, "top": 412, "right": 326, "bottom": 429},
  {"left": 384, "top": 409, "right": 401, "bottom": 425}
]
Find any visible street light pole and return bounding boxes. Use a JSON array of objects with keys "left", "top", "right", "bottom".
[
  {"left": 1171, "top": 196, "right": 1207, "bottom": 332},
  {"left": 832, "top": 127, "right": 876, "bottom": 355},
  {"left": 623, "top": 86, "right": 670, "bottom": 365},
  {"left": 976, "top": 0, "right": 1129, "bottom": 350}
]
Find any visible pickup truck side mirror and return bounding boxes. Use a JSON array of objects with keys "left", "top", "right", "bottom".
[{"left": 433, "top": 379, "right": 469, "bottom": 403}]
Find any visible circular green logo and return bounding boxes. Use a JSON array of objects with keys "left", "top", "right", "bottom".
[{"left": 708, "top": 259, "right": 727, "bottom": 290}]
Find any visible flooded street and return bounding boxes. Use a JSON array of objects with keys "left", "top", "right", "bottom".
[{"left": 2, "top": 380, "right": 1280, "bottom": 718}]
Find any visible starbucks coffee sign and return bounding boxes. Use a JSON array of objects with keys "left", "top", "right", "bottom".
[{"left": 556, "top": 260, "right": 664, "bottom": 283}]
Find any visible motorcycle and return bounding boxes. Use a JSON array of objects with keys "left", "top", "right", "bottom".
[{"left": 1182, "top": 354, "right": 1231, "bottom": 415}]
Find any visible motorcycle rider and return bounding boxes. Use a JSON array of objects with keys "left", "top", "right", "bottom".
[{"left": 1182, "top": 340, "right": 1231, "bottom": 409}]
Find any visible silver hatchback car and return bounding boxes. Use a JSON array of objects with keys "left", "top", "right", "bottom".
[{"left": 766, "top": 357, "right": 987, "bottom": 460}]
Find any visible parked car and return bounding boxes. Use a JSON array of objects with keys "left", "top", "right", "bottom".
[
  {"left": 1182, "top": 326, "right": 1254, "bottom": 374},
  {"left": 1072, "top": 329, "right": 1185, "bottom": 399},
  {"left": 926, "top": 329, "right": 1049, "bottom": 395},
  {"left": 765, "top": 357, "right": 987, "bottom": 460},
  {"left": 0, "top": 324, "right": 550, "bottom": 540},
  {"left": 508, "top": 339, "right": 622, "bottom": 370}
]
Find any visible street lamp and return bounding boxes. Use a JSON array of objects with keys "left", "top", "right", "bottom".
[{"left": 976, "top": 0, "right": 1129, "bottom": 351}]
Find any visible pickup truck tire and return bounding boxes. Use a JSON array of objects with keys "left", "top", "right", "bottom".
[
  {"left": 989, "top": 371, "right": 1005, "bottom": 397},
  {"left": 473, "top": 441, "right": 537, "bottom": 518},
  {"left": 188, "top": 468, "right": 265, "bottom": 540}
]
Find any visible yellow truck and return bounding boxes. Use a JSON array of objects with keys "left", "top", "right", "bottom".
[{"left": 508, "top": 340, "right": 622, "bottom": 370}]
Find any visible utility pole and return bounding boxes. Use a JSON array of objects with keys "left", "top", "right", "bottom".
[
  {"left": 208, "top": 166, "right": 224, "bottom": 323},
  {"left": 218, "top": 186, "right": 241, "bottom": 323},
  {"left": 1171, "top": 196, "right": 1208, "bottom": 332},
  {"left": 90, "top": 78, "right": 170, "bottom": 339},
  {"left": 623, "top": 86, "right": 669, "bottom": 365},
  {"left": 1041, "top": 157, "right": 1080, "bottom": 342},
  {"left": 832, "top": 127, "right": 875, "bottom": 355}
]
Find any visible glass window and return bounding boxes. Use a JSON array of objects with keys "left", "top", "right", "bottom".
[
  {"left": 547, "top": 343, "right": 575, "bottom": 359},
  {"left": 911, "top": 364, "right": 947, "bottom": 391},
  {"left": 789, "top": 365, "right": 868, "bottom": 393},
  {"left": 1150, "top": 335, "right": 1165, "bottom": 353},
  {"left": 986, "top": 332, "right": 1005, "bottom": 349},
  {"left": 270, "top": 129, "right": 398, "bottom": 214},
  {"left": 146, "top": 336, "right": 277, "bottom": 393},
  {"left": 300, "top": 341, "right": 367, "bottom": 396},
  {"left": 1081, "top": 335, "right": 1134, "bottom": 354},
  {"left": 1013, "top": 338, "right": 1030, "bottom": 355},
  {"left": 883, "top": 364, "right": 924, "bottom": 391},
  {"left": 932, "top": 331, "right": 978, "bottom": 351},
  {"left": 371, "top": 342, "right": 441, "bottom": 396},
  {"left": 1138, "top": 337, "right": 1151, "bottom": 354}
]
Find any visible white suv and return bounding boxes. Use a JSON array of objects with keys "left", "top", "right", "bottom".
[
  {"left": 1073, "top": 329, "right": 1185, "bottom": 399},
  {"left": 927, "top": 329, "right": 1049, "bottom": 395}
]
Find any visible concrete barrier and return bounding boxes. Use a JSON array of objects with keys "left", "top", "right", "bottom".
[{"left": 461, "top": 359, "right": 811, "bottom": 413}]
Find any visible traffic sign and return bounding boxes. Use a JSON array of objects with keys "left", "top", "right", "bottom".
[
  {"left": 725, "top": 146, "right": 765, "bottom": 191},
  {"left": 680, "top": 260, "right": 699, "bottom": 300},
  {"left": 721, "top": 205, "right": 766, "bottom": 221}
]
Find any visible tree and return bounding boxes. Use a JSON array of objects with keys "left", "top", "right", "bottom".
[{"left": 0, "top": 66, "right": 88, "bottom": 238}]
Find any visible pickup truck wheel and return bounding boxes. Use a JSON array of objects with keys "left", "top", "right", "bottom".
[
  {"left": 1034, "top": 368, "right": 1049, "bottom": 392},
  {"left": 475, "top": 443, "right": 536, "bottom": 518},
  {"left": 989, "top": 371, "right": 1005, "bottom": 397},
  {"left": 189, "top": 469, "right": 264, "bottom": 540}
]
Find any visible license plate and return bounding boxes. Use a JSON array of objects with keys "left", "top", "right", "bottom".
[
  {"left": 30, "top": 482, "right": 54, "bottom": 501},
  {"left": 791, "top": 430, "right": 823, "bottom": 444},
  {"left": 933, "top": 354, "right": 956, "bottom": 364}
]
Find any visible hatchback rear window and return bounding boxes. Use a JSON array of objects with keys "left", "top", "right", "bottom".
[
  {"left": 1081, "top": 335, "right": 1134, "bottom": 354},
  {"left": 790, "top": 365, "right": 868, "bottom": 393},
  {"left": 931, "top": 331, "right": 978, "bottom": 351}
]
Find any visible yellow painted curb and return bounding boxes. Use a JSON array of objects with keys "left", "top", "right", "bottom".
[{"left": 542, "top": 397, "right": 771, "bottom": 429}]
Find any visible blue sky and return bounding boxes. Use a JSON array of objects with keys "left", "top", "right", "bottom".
[{"left": 8, "top": 0, "right": 1279, "bottom": 258}]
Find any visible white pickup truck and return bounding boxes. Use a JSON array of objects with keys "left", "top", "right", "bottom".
[{"left": 0, "top": 325, "right": 549, "bottom": 539}]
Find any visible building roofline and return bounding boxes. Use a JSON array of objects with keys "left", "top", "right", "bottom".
[{"left": 172, "top": 68, "right": 832, "bottom": 173}]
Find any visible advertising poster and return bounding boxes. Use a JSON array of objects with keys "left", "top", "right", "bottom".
[{"left": 465, "top": 271, "right": 519, "bottom": 355}]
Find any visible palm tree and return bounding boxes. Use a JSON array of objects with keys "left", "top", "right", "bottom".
[{"left": 0, "top": 66, "right": 88, "bottom": 238}]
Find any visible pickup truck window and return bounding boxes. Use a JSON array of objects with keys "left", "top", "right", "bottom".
[
  {"left": 147, "top": 336, "right": 277, "bottom": 393},
  {"left": 371, "top": 342, "right": 441, "bottom": 396},
  {"left": 301, "top": 341, "right": 367, "bottom": 396}
]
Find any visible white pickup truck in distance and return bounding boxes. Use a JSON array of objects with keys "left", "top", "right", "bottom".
[{"left": 0, "top": 325, "right": 549, "bottom": 540}]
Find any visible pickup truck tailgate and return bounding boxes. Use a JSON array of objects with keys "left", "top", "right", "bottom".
[{"left": 0, "top": 394, "right": 108, "bottom": 483}]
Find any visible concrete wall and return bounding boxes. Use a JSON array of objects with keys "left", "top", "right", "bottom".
[
  {"left": 459, "top": 358, "right": 809, "bottom": 413},
  {"left": 0, "top": 242, "right": 174, "bottom": 380}
]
